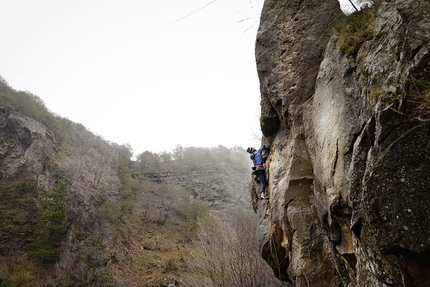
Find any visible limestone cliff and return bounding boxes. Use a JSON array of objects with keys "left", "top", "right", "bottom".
[
  {"left": 0, "top": 104, "right": 56, "bottom": 183},
  {"left": 0, "top": 104, "right": 56, "bottom": 253},
  {"left": 140, "top": 165, "right": 250, "bottom": 210},
  {"left": 254, "top": 0, "right": 430, "bottom": 286}
]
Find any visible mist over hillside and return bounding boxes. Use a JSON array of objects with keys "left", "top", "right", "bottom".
[{"left": 0, "top": 78, "right": 284, "bottom": 286}]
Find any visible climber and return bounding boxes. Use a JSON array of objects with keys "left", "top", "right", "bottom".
[{"left": 247, "top": 145, "right": 269, "bottom": 199}]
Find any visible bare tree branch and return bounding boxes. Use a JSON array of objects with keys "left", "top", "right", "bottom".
[{"left": 349, "top": 0, "right": 359, "bottom": 12}]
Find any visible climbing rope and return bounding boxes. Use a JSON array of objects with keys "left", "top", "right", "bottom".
[{"left": 278, "top": 254, "right": 288, "bottom": 267}]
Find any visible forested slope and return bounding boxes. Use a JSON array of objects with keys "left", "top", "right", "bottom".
[{"left": 0, "top": 80, "right": 282, "bottom": 286}]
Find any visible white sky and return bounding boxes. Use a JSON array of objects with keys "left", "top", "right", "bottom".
[{"left": 0, "top": 0, "right": 354, "bottom": 155}]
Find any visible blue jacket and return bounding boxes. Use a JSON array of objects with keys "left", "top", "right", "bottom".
[{"left": 250, "top": 144, "right": 265, "bottom": 166}]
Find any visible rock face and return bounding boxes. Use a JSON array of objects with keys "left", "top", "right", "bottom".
[
  {"left": 0, "top": 104, "right": 56, "bottom": 252},
  {"left": 0, "top": 104, "right": 56, "bottom": 183},
  {"left": 254, "top": 0, "right": 430, "bottom": 286},
  {"left": 141, "top": 165, "right": 251, "bottom": 209}
]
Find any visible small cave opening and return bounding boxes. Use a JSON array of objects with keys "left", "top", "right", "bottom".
[
  {"left": 343, "top": 253, "right": 357, "bottom": 271},
  {"left": 352, "top": 217, "right": 362, "bottom": 239}
]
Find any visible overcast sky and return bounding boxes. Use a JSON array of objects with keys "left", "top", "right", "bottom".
[{"left": 0, "top": 0, "right": 355, "bottom": 155}]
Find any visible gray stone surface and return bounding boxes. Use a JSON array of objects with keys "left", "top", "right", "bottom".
[{"left": 254, "top": 0, "right": 430, "bottom": 285}]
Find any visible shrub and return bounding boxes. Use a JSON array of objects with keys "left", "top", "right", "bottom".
[{"left": 331, "top": 5, "right": 379, "bottom": 57}]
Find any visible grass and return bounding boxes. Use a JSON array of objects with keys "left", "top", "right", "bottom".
[
  {"left": 333, "top": 2, "right": 430, "bottom": 121},
  {"left": 330, "top": 5, "right": 379, "bottom": 57},
  {"left": 407, "top": 50, "right": 430, "bottom": 119}
]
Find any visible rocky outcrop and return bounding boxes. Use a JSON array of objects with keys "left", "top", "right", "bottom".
[
  {"left": 140, "top": 165, "right": 251, "bottom": 209},
  {"left": 0, "top": 104, "right": 57, "bottom": 253},
  {"left": 254, "top": 0, "right": 430, "bottom": 286},
  {"left": 0, "top": 104, "right": 56, "bottom": 184}
]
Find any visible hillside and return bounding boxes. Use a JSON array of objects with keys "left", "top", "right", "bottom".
[
  {"left": 0, "top": 80, "right": 283, "bottom": 286},
  {"left": 3, "top": 0, "right": 429, "bottom": 286}
]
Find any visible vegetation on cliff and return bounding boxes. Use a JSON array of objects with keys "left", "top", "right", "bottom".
[
  {"left": 0, "top": 80, "right": 282, "bottom": 286},
  {"left": 254, "top": 0, "right": 430, "bottom": 285},
  {"left": 332, "top": 0, "right": 430, "bottom": 121}
]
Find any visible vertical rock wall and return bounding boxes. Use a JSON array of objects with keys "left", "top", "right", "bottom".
[
  {"left": 254, "top": 0, "right": 430, "bottom": 286},
  {"left": 0, "top": 104, "right": 57, "bottom": 253},
  {"left": 0, "top": 104, "right": 56, "bottom": 184}
]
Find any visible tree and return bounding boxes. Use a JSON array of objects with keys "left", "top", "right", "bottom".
[
  {"left": 172, "top": 144, "right": 185, "bottom": 161},
  {"left": 28, "top": 163, "right": 67, "bottom": 262},
  {"left": 60, "top": 129, "right": 119, "bottom": 194},
  {"left": 137, "top": 150, "right": 160, "bottom": 171},
  {"left": 159, "top": 151, "right": 172, "bottom": 163},
  {"left": 156, "top": 182, "right": 180, "bottom": 225},
  {"left": 184, "top": 209, "right": 285, "bottom": 287}
]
